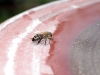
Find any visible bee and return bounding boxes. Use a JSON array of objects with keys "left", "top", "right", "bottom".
[{"left": 32, "top": 31, "right": 53, "bottom": 45}]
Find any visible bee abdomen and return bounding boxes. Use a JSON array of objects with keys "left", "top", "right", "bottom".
[{"left": 32, "top": 34, "right": 42, "bottom": 41}]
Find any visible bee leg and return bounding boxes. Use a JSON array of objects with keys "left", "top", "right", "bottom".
[
  {"left": 45, "top": 39, "right": 47, "bottom": 45},
  {"left": 49, "top": 39, "right": 51, "bottom": 44},
  {"left": 49, "top": 38, "right": 53, "bottom": 44},
  {"left": 37, "top": 38, "right": 42, "bottom": 44}
]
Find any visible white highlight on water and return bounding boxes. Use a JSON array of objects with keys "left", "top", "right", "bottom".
[{"left": 4, "top": 19, "right": 41, "bottom": 75}]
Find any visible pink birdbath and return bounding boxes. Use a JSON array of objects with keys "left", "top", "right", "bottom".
[{"left": 0, "top": 0, "right": 100, "bottom": 75}]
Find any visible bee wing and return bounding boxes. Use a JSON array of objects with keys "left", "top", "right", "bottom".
[{"left": 34, "top": 31, "right": 41, "bottom": 34}]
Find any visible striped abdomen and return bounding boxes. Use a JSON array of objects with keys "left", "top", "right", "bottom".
[{"left": 32, "top": 34, "right": 43, "bottom": 41}]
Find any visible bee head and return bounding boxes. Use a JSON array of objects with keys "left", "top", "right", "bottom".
[{"left": 47, "top": 32, "right": 53, "bottom": 39}]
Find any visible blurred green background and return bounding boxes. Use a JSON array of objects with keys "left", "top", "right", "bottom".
[{"left": 0, "top": 0, "right": 55, "bottom": 23}]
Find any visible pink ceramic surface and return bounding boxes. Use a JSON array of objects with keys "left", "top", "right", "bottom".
[{"left": 0, "top": 0, "right": 100, "bottom": 75}]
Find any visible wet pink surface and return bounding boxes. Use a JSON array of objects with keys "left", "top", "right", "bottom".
[{"left": 0, "top": 0, "right": 100, "bottom": 75}]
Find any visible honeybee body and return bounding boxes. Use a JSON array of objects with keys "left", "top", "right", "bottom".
[{"left": 32, "top": 32, "right": 53, "bottom": 45}]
